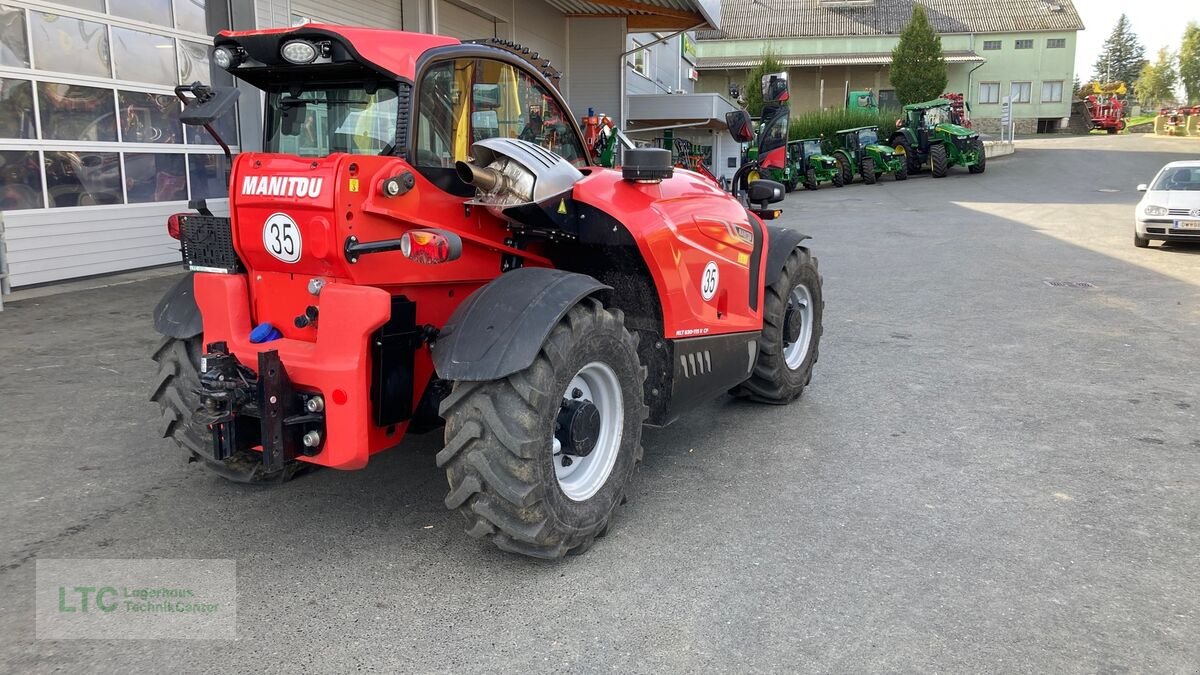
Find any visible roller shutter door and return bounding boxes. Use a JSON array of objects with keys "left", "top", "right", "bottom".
[
  {"left": 290, "top": 0, "right": 402, "bottom": 28},
  {"left": 437, "top": 1, "right": 496, "bottom": 40}
]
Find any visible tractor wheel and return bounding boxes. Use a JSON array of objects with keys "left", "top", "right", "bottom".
[
  {"left": 968, "top": 138, "right": 987, "bottom": 174},
  {"left": 1106, "top": 127, "right": 1118, "bottom": 135},
  {"left": 832, "top": 170, "right": 845, "bottom": 188},
  {"left": 731, "top": 248, "right": 822, "bottom": 404},
  {"left": 1134, "top": 232, "right": 1150, "bottom": 248},
  {"left": 893, "top": 136, "right": 920, "bottom": 174},
  {"left": 930, "top": 144, "right": 949, "bottom": 178},
  {"left": 150, "top": 336, "right": 309, "bottom": 484},
  {"left": 836, "top": 154, "right": 854, "bottom": 185},
  {"left": 894, "top": 159, "right": 908, "bottom": 181},
  {"left": 861, "top": 157, "right": 877, "bottom": 185},
  {"left": 804, "top": 167, "right": 818, "bottom": 190},
  {"left": 438, "top": 299, "right": 647, "bottom": 559},
  {"left": 784, "top": 179, "right": 796, "bottom": 193}
]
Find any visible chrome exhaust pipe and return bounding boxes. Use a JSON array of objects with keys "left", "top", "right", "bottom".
[{"left": 455, "top": 161, "right": 506, "bottom": 193}]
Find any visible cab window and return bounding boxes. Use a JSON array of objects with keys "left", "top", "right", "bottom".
[{"left": 415, "top": 58, "right": 586, "bottom": 170}]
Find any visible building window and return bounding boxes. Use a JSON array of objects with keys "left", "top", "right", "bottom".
[
  {"left": 1015, "top": 39, "right": 1033, "bottom": 50},
  {"left": 0, "top": 2, "right": 236, "bottom": 212},
  {"left": 1041, "top": 81, "right": 1064, "bottom": 103},
  {"left": 1047, "top": 38, "right": 1066, "bottom": 49},
  {"left": 982, "top": 40, "right": 1001, "bottom": 51},
  {"left": 632, "top": 42, "right": 650, "bottom": 77},
  {"left": 979, "top": 82, "right": 1000, "bottom": 104},
  {"left": 1011, "top": 81, "right": 1032, "bottom": 103}
]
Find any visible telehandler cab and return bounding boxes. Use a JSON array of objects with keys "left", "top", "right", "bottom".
[{"left": 152, "top": 25, "right": 824, "bottom": 558}]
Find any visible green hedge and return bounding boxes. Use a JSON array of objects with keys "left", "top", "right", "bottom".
[{"left": 788, "top": 110, "right": 901, "bottom": 147}]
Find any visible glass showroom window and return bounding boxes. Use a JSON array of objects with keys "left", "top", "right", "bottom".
[{"left": 0, "top": 1, "right": 233, "bottom": 211}]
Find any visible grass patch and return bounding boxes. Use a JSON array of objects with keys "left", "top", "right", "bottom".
[{"left": 789, "top": 110, "right": 900, "bottom": 147}]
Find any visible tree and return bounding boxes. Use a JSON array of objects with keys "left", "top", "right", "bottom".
[
  {"left": 1092, "top": 14, "right": 1146, "bottom": 86},
  {"left": 743, "top": 50, "right": 784, "bottom": 117},
  {"left": 1135, "top": 48, "right": 1178, "bottom": 108},
  {"left": 889, "top": 5, "right": 948, "bottom": 105},
  {"left": 1072, "top": 74, "right": 1083, "bottom": 100},
  {"left": 1180, "top": 22, "right": 1200, "bottom": 104}
]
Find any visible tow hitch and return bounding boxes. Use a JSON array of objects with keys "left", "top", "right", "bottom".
[{"left": 196, "top": 342, "right": 326, "bottom": 471}]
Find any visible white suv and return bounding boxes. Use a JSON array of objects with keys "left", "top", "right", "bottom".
[{"left": 1135, "top": 160, "right": 1200, "bottom": 248}]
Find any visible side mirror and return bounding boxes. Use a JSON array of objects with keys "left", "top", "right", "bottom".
[
  {"left": 725, "top": 110, "right": 755, "bottom": 144},
  {"left": 747, "top": 179, "right": 785, "bottom": 205},
  {"left": 1136, "top": 183, "right": 1148, "bottom": 192},
  {"left": 176, "top": 83, "right": 240, "bottom": 126}
]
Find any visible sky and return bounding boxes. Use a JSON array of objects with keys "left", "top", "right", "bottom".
[{"left": 1072, "top": 1, "right": 1192, "bottom": 80}]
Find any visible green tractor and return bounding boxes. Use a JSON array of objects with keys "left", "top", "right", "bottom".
[
  {"left": 890, "top": 98, "right": 985, "bottom": 178},
  {"left": 789, "top": 138, "right": 844, "bottom": 190},
  {"left": 832, "top": 126, "right": 908, "bottom": 185}
]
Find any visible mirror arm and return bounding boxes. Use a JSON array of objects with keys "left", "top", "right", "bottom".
[{"left": 175, "top": 83, "right": 234, "bottom": 181}]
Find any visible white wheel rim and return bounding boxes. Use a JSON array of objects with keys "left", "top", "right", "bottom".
[
  {"left": 553, "top": 362, "right": 623, "bottom": 502},
  {"left": 784, "top": 284, "right": 814, "bottom": 370}
]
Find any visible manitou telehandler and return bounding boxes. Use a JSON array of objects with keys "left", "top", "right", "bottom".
[{"left": 151, "top": 25, "right": 824, "bottom": 559}]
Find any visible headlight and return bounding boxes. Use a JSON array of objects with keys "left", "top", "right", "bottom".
[
  {"left": 213, "top": 46, "right": 239, "bottom": 69},
  {"left": 1143, "top": 205, "right": 1167, "bottom": 217},
  {"left": 281, "top": 40, "right": 318, "bottom": 64}
]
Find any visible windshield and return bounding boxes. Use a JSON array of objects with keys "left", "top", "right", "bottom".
[
  {"left": 858, "top": 129, "right": 878, "bottom": 146},
  {"left": 803, "top": 140, "right": 822, "bottom": 157},
  {"left": 1152, "top": 167, "right": 1200, "bottom": 191},
  {"left": 265, "top": 85, "right": 398, "bottom": 157}
]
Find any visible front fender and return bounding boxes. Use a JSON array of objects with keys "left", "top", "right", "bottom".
[
  {"left": 153, "top": 272, "right": 202, "bottom": 339},
  {"left": 765, "top": 226, "right": 811, "bottom": 281},
  {"left": 431, "top": 267, "right": 610, "bottom": 382}
]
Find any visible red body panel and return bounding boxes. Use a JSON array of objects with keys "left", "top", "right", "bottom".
[{"left": 217, "top": 25, "right": 458, "bottom": 80}]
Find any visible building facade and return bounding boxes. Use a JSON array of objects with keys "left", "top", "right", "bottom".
[
  {"left": 693, "top": 0, "right": 1083, "bottom": 134},
  {"left": 0, "top": 0, "right": 719, "bottom": 289}
]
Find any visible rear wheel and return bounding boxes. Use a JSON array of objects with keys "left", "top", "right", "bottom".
[
  {"left": 731, "top": 248, "right": 823, "bottom": 404},
  {"left": 439, "top": 299, "right": 647, "bottom": 559},
  {"left": 803, "top": 167, "right": 818, "bottom": 190},
  {"left": 1134, "top": 232, "right": 1150, "bottom": 248},
  {"left": 861, "top": 157, "right": 877, "bottom": 185},
  {"left": 968, "top": 138, "right": 986, "bottom": 174},
  {"left": 150, "top": 336, "right": 308, "bottom": 483},
  {"left": 930, "top": 144, "right": 949, "bottom": 178}
]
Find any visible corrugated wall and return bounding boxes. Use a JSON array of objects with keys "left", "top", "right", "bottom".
[{"left": 566, "top": 17, "right": 625, "bottom": 124}]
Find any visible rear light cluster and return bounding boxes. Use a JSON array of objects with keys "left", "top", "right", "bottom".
[
  {"left": 167, "top": 213, "right": 187, "bottom": 240},
  {"left": 401, "top": 230, "right": 460, "bottom": 264}
]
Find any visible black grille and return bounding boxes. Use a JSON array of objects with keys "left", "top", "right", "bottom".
[
  {"left": 395, "top": 82, "right": 412, "bottom": 157},
  {"left": 180, "top": 215, "right": 243, "bottom": 273}
]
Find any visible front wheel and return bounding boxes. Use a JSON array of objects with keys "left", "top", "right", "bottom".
[
  {"left": 861, "top": 157, "right": 877, "bottom": 185},
  {"left": 1134, "top": 232, "right": 1150, "bottom": 248},
  {"left": 803, "top": 167, "right": 818, "bottom": 190},
  {"left": 930, "top": 144, "right": 949, "bottom": 178},
  {"left": 731, "top": 248, "right": 823, "bottom": 404},
  {"left": 894, "top": 158, "right": 908, "bottom": 181},
  {"left": 439, "top": 299, "right": 647, "bottom": 559},
  {"left": 836, "top": 154, "right": 853, "bottom": 186},
  {"left": 832, "top": 170, "right": 845, "bottom": 187},
  {"left": 893, "top": 136, "right": 921, "bottom": 174},
  {"left": 968, "top": 138, "right": 986, "bottom": 174}
]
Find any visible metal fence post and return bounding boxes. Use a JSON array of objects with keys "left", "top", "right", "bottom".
[{"left": 0, "top": 211, "right": 9, "bottom": 311}]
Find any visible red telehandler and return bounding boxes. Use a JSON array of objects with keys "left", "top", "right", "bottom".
[{"left": 152, "top": 25, "right": 823, "bottom": 558}]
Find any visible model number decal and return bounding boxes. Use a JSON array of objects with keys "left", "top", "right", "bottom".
[
  {"left": 700, "top": 261, "right": 719, "bottom": 301},
  {"left": 675, "top": 328, "right": 711, "bottom": 337},
  {"left": 242, "top": 176, "right": 324, "bottom": 198},
  {"left": 263, "top": 213, "right": 302, "bottom": 263}
]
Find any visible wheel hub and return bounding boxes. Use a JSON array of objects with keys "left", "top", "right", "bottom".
[
  {"left": 784, "top": 303, "right": 804, "bottom": 344},
  {"left": 555, "top": 398, "right": 601, "bottom": 457}
]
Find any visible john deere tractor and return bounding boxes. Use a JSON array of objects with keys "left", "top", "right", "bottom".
[
  {"left": 890, "top": 99, "right": 985, "bottom": 177},
  {"left": 789, "top": 138, "right": 843, "bottom": 190},
  {"left": 832, "top": 126, "right": 907, "bottom": 185}
]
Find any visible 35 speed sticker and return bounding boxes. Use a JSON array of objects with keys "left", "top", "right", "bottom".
[
  {"left": 700, "top": 261, "right": 719, "bottom": 301},
  {"left": 263, "top": 212, "right": 302, "bottom": 263}
]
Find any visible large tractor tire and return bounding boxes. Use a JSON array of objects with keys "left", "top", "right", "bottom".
[
  {"left": 861, "top": 157, "right": 877, "bottom": 185},
  {"left": 894, "top": 158, "right": 908, "bottom": 181},
  {"left": 832, "top": 170, "right": 845, "bottom": 188},
  {"left": 803, "top": 167, "right": 818, "bottom": 190},
  {"left": 438, "top": 299, "right": 647, "bottom": 559},
  {"left": 150, "top": 336, "right": 309, "bottom": 483},
  {"left": 968, "top": 138, "right": 987, "bottom": 174},
  {"left": 930, "top": 143, "right": 949, "bottom": 178},
  {"left": 731, "top": 248, "right": 823, "bottom": 404},
  {"left": 893, "top": 136, "right": 921, "bottom": 174},
  {"left": 836, "top": 154, "right": 854, "bottom": 186}
]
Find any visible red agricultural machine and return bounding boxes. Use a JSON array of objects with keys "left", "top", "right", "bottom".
[
  {"left": 940, "top": 92, "right": 970, "bottom": 128},
  {"left": 152, "top": 25, "right": 823, "bottom": 558},
  {"left": 1083, "top": 82, "right": 1127, "bottom": 134}
]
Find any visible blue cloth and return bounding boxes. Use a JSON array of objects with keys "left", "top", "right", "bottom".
[{"left": 249, "top": 323, "right": 282, "bottom": 343}]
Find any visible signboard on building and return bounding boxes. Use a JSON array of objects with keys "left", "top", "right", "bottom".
[{"left": 681, "top": 33, "right": 697, "bottom": 64}]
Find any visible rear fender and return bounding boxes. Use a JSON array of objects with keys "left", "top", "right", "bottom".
[
  {"left": 153, "top": 273, "right": 202, "bottom": 339},
  {"left": 765, "top": 226, "right": 811, "bottom": 281},
  {"left": 431, "top": 267, "right": 610, "bottom": 382}
]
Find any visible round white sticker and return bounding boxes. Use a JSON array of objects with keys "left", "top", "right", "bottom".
[
  {"left": 700, "top": 261, "right": 719, "bottom": 301},
  {"left": 262, "top": 212, "right": 302, "bottom": 263}
]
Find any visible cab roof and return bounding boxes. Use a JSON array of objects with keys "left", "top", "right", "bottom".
[
  {"left": 835, "top": 126, "right": 879, "bottom": 134},
  {"left": 904, "top": 99, "right": 952, "bottom": 111}
]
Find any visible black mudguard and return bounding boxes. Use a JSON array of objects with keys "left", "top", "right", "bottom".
[
  {"left": 765, "top": 226, "right": 811, "bottom": 281},
  {"left": 153, "top": 272, "right": 203, "bottom": 339},
  {"left": 432, "top": 267, "right": 610, "bottom": 382}
]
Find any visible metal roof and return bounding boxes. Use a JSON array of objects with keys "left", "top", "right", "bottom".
[
  {"left": 697, "top": 0, "right": 1082, "bottom": 40},
  {"left": 544, "top": 0, "right": 721, "bottom": 31},
  {"left": 696, "top": 50, "right": 984, "bottom": 69}
]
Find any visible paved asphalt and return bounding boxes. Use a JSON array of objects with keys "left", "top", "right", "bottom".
[{"left": 1, "top": 134, "right": 1198, "bottom": 673}]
